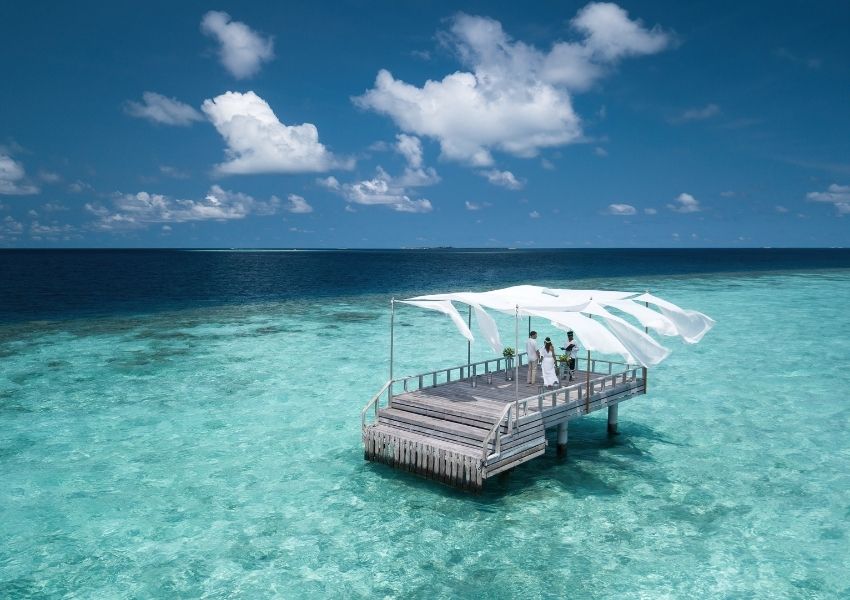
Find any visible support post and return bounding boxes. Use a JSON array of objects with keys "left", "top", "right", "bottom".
[
  {"left": 467, "top": 305, "right": 472, "bottom": 386},
  {"left": 607, "top": 403, "right": 618, "bottom": 435},
  {"left": 514, "top": 305, "right": 519, "bottom": 416},
  {"left": 528, "top": 316, "right": 531, "bottom": 336},
  {"left": 389, "top": 298, "right": 395, "bottom": 406},
  {"left": 585, "top": 350, "right": 591, "bottom": 413},
  {"left": 557, "top": 422, "right": 568, "bottom": 457}
]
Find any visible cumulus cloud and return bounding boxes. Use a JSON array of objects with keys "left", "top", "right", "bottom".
[
  {"left": 125, "top": 92, "right": 204, "bottom": 126},
  {"left": 0, "top": 154, "right": 39, "bottom": 195},
  {"left": 480, "top": 169, "right": 523, "bottom": 190},
  {"left": 529, "top": 210, "right": 541, "bottom": 219},
  {"left": 1, "top": 215, "right": 23, "bottom": 237},
  {"left": 202, "top": 91, "right": 345, "bottom": 175},
  {"left": 806, "top": 183, "right": 850, "bottom": 215},
  {"left": 285, "top": 193, "right": 313, "bottom": 213},
  {"left": 86, "top": 185, "right": 280, "bottom": 230},
  {"left": 667, "top": 192, "right": 701, "bottom": 213},
  {"left": 668, "top": 103, "right": 720, "bottom": 124},
  {"left": 68, "top": 180, "right": 93, "bottom": 194},
  {"left": 320, "top": 167, "right": 432, "bottom": 213},
  {"left": 354, "top": 4, "right": 670, "bottom": 165},
  {"left": 605, "top": 203, "right": 636, "bottom": 215},
  {"left": 465, "top": 200, "right": 491, "bottom": 211},
  {"left": 644, "top": 207, "right": 657, "bottom": 215},
  {"left": 38, "top": 170, "right": 62, "bottom": 183},
  {"left": 394, "top": 134, "right": 440, "bottom": 186},
  {"left": 159, "top": 165, "right": 190, "bottom": 179},
  {"left": 200, "top": 11, "right": 274, "bottom": 79}
]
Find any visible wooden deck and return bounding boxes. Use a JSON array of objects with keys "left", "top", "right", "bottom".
[{"left": 362, "top": 357, "right": 647, "bottom": 491}]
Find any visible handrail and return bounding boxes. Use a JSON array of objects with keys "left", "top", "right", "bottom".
[
  {"left": 361, "top": 380, "right": 393, "bottom": 429},
  {"left": 392, "top": 352, "right": 529, "bottom": 392},
  {"left": 481, "top": 402, "right": 515, "bottom": 460}
]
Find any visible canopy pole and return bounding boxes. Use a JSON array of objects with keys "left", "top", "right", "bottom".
[
  {"left": 515, "top": 305, "right": 519, "bottom": 415},
  {"left": 585, "top": 350, "right": 591, "bottom": 413},
  {"left": 528, "top": 316, "right": 531, "bottom": 336},
  {"left": 467, "top": 305, "right": 472, "bottom": 383},
  {"left": 389, "top": 297, "right": 395, "bottom": 405}
]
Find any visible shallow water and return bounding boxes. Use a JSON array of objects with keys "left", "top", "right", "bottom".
[{"left": 2, "top": 264, "right": 850, "bottom": 597}]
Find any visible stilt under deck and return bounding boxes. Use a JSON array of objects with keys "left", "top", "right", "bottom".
[{"left": 362, "top": 355, "right": 647, "bottom": 491}]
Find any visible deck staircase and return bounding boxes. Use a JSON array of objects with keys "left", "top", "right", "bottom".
[{"left": 364, "top": 393, "right": 547, "bottom": 491}]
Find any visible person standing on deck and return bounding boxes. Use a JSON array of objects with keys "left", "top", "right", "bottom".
[
  {"left": 541, "top": 339, "right": 559, "bottom": 388},
  {"left": 561, "top": 330, "right": 579, "bottom": 381},
  {"left": 526, "top": 331, "right": 539, "bottom": 384}
]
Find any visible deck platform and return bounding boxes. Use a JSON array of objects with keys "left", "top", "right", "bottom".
[{"left": 362, "top": 355, "right": 646, "bottom": 491}]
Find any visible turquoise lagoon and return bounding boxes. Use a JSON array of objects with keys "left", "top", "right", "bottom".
[{"left": 1, "top": 267, "right": 849, "bottom": 598}]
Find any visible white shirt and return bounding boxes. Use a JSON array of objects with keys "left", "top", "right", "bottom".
[
  {"left": 564, "top": 337, "right": 579, "bottom": 359},
  {"left": 526, "top": 337, "right": 539, "bottom": 361}
]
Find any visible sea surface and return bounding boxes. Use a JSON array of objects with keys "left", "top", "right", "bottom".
[{"left": 1, "top": 249, "right": 849, "bottom": 598}]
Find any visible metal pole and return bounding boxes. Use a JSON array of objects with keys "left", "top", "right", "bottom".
[
  {"left": 645, "top": 290, "right": 649, "bottom": 334},
  {"left": 514, "top": 305, "right": 519, "bottom": 414},
  {"left": 585, "top": 350, "right": 591, "bottom": 413},
  {"left": 528, "top": 316, "right": 531, "bottom": 336},
  {"left": 389, "top": 298, "right": 395, "bottom": 404},
  {"left": 644, "top": 291, "right": 649, "bottom": 392},
  {"left": 467, "top": 305, "right": 472, "bottom": 382}
]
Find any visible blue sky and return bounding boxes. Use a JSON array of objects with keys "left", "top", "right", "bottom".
[{"left": 0, "top": 0, "right": 848, "bottom": 248}]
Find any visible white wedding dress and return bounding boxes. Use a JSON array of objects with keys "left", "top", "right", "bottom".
[{"left": 541, "top": 348, "right": 558, "bottom": 387}]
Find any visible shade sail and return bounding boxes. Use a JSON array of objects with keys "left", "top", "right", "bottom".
[{"left": 402, "top": 285, "right": 713, "bottom": 367}]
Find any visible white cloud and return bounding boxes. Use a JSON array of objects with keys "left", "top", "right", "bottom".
[
  {"left": 529, "top": 210, "right": 540, "bottom": 219},
  {"left": 325, "top": 167, "right": 432, "bottom": 213},
  {"left": 667, "top": 192, "right": 701, "bottom": 213},
  {"left": 394, "top": 134, "right": 440, "bottom": 187},
  {"left": 87, "top": 185, "right": 280, "bottom": 230},
  {"left": 30, "top": 221, "right": 75, "bottom": 237},
  {"left": 0, "top": 155, "right": 39, "bottom": 195},
  {"left": 125, "top": 92, "right": 204, "bottom": 126},
  {"left": 200, "top": 11, "right": 274, "bottom": 79},
  {"left": 1, "top": 215, "right": 23, "bottom": 236},
  {"left": 202, "top": 91, "right": 346, "bottom": 175},
  {"left": 465, "top": 200, "right": 491, "bottom": 211},
  {"left": 541, "top": 158, "right": 555, "bottom": 170},
  {"left": 775, "top": 205, "right": 789, "bottom": 213},
  {"left": 355, "top": 5, "right": 670, "bottom": 165},
  {"left": 720, "top": 190, "right": 735, "bottom": 198},
  {"left": 159, "top": 165, "right": 190, "bottom": 179},
  {"left": 317, "top": 176, "right": 340, "bottom": 190},
  {"left": 669, "top": 103, "right": 720, "bottom": 124},
  {"left": 806, "top": 183, "right": 850, "bottom": 215},
  {"left": 480, "top": 169, "right": 523, "bottom": 190},
  {"left": 644, "top": 207, "right": 657, "bottom": 215},
  {"left": 68, "top": 180, "right": 93, "bottom": 194},
  {"left": 38, "top": 170, "right": 62, "bottom": 183},
  {"left": 285, "top": 193, "right": 313, "bottom": 214},
  {"left": 594, "top": 146, "right": 608, "bottom": 157},
  {"left": 605, "top": 203, "right": 636, "bottom": 215}
]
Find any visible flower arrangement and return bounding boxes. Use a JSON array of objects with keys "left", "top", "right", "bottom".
[
  {"left": 558, "top": 354, "right": 570, "bottom": 363},
  {"left": 502, "top": 347, "right": 515, "bottom": 358}
]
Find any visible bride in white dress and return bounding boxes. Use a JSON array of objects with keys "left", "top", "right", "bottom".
[{"left": 540, "top": 339, "right": 559, "bottom": 388}]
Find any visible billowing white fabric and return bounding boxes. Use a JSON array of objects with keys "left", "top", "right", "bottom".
[
  {"left": 604, "top": 299, "right": 679, "bottom": 337},
  {"left": 471, "top": 302, "right": 502, "bottom": 354},
  {"left": 524, "top": 309, "right": 634, "bottom": 362},
  {"left": 399, "top": 300, "right": 473, "bottom": 343},
  {"left": 577, "top": 301, "right": 670, "bottom": 367},
  {"left": 634, "top": 293, "right": 715, "bottom": 344},
  {"left": 401, "top": 285, "right": 712, "bottom": 364},
  {"left": 409, "top": 285, "right": 593, "bottom": 314}
]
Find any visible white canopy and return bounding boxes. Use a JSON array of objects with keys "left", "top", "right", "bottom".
[{"left": 403, "top": 285, "right": 713, "bottom": 367}]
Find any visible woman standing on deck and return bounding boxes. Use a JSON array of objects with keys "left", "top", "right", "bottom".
[{"left": 540, "top": 339, "right": 559, "bottom": 388}]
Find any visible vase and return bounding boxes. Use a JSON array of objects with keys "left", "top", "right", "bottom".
[{"left": 504, "top": 357, "right": 514, "bottom": 381}]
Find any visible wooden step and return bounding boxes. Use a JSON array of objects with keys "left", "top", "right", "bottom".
[{"left": 378, "top": 407, "right": 489, "bottom": 447}]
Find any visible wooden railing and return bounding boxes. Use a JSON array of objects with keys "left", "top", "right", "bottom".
[
  {"left": 389, "top": 352, "right": 528, "bottom": 396},
  {"left": 360, "top": 380, "right": 392, "bottom": 429}
]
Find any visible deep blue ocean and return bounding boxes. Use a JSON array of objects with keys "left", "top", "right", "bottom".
[{"left": 2, "top": 249, "right": 850, "bottom": 598}]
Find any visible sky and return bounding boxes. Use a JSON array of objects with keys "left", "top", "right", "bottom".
[{"left": 0, "top": 0, "right": 848, "bottom": 248}]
